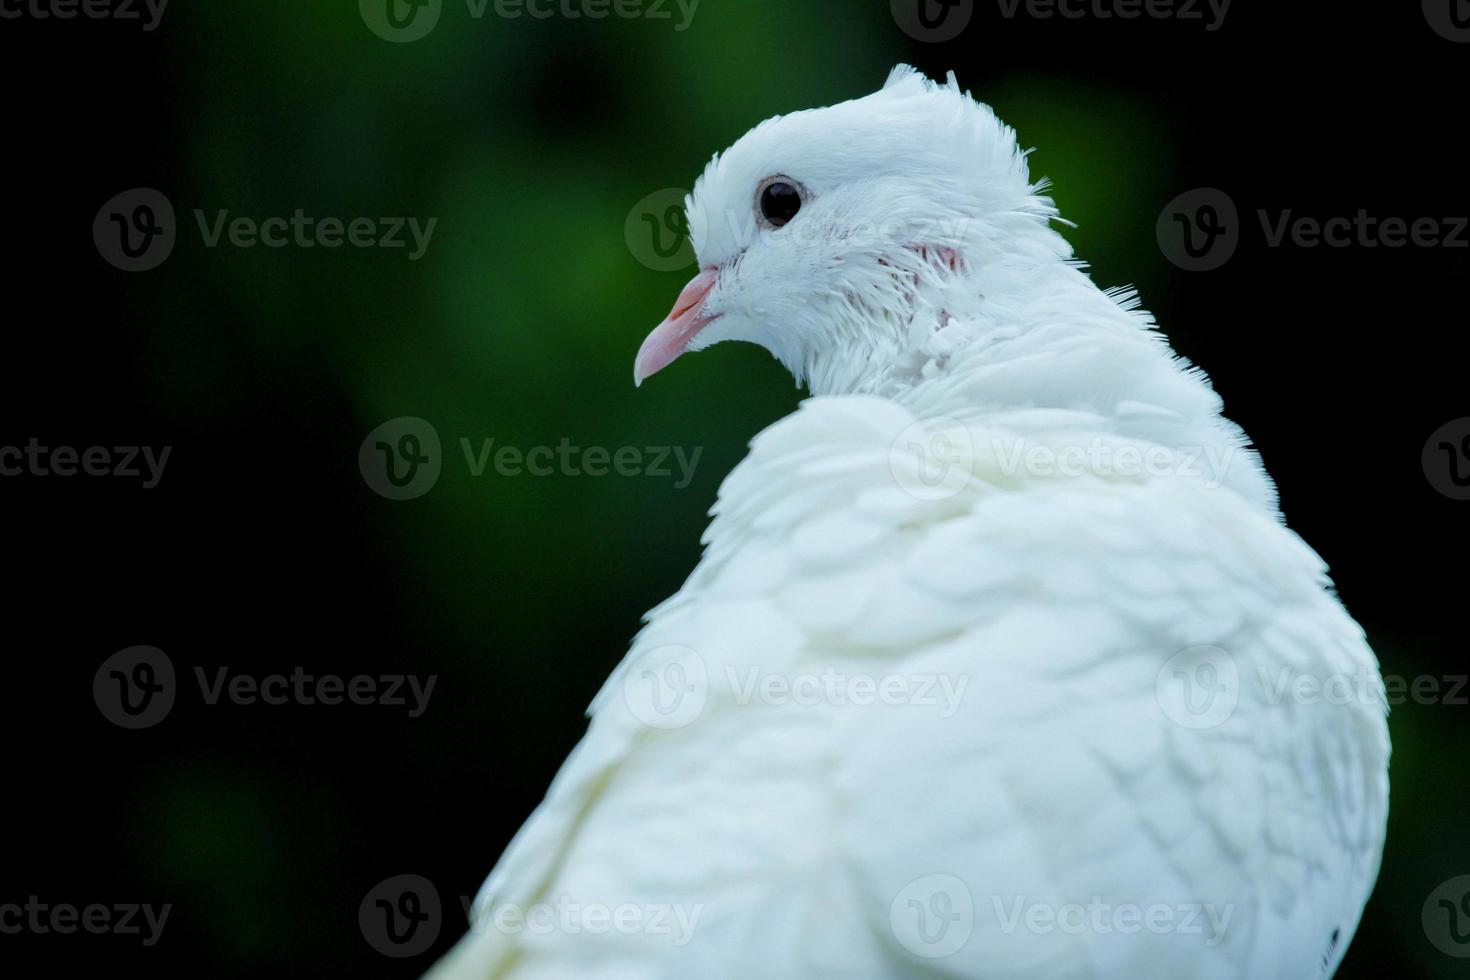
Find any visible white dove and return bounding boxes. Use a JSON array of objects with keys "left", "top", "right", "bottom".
[{"left": 428, "top": 66, "right": 1389, "bottom": 980}]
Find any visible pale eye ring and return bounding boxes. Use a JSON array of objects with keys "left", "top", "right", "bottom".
[{"left": 756, "top": 176, "right": 804, "bottom": 228}]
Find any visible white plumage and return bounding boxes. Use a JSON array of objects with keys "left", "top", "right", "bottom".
[{"left": 429, "top": 66, "right": 1389, "bottom": 980}]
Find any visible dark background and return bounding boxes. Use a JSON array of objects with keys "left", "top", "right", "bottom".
[{"left": 1, "top": 1, "right": 1465, "bottom": 976}]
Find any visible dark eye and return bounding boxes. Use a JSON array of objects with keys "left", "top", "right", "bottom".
[{"left": 758, "top": 179, "right": 802, "bottom": 227}]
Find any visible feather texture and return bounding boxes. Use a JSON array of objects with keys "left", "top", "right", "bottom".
[{"left": 427, "top": 67, "right": 1388, "bottom": 980}]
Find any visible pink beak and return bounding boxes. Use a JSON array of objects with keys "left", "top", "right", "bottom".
[{"left": 634, "top": 267, "right": 720, "bottom": 386}]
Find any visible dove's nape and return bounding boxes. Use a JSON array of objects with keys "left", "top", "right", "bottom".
[{"left": 430, "top": 66, "right": 1389, "bottom": 980}]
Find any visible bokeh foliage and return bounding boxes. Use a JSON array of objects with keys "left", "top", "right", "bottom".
[{"left": 6, "top": 2, "right": 1464, "bottom": 978}]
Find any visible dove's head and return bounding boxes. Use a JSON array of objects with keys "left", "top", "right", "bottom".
[{"left": 634, "top": 66, "right": 1068, "bottom": 395}]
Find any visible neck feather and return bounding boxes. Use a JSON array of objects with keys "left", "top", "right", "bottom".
[{"left": 801, "top": 261, "right": 1279, "bottom": 514}]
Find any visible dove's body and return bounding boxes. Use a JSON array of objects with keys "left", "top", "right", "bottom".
[{"left": 430, "top": 69, "right": 1388, "bottom": 980}]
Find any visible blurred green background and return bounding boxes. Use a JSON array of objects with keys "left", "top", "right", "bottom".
[{"left": 2, "top": 1, "right": 1466, "bottom": 977}]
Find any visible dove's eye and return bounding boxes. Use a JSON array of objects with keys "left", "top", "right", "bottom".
[{"left": 757, "top": 178, "right": 802, "bottom": 228}]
